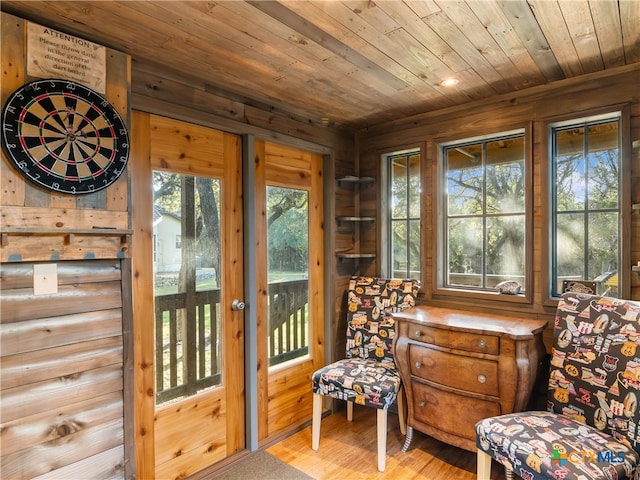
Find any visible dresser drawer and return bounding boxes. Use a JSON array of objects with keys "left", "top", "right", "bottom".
[
  {"left": 411, "top": 382, "right": 501, "bottom": 441},
  {"left": 408, "top": 345, "right": 499, "bottom": 396},
  {"left": 408, "top": 323, "right": 499, "bottom": 355}
]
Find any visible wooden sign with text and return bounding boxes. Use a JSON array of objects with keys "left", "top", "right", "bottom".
[{"left": 26, "top": 22, "right": 106, "bottom": 93}]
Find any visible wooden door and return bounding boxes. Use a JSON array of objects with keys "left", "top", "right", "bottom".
[
  {"left": 254, "top": 141, "right": 324, "bottom": 442},
  {"left": 131, "top": 113, "right": 244, "bottom": 479}
]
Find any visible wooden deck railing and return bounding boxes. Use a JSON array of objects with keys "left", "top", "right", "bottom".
[
  {"left": 155, "top": 289, "right": 221, "bottom": 404},
  {"left": 155, "top": 279, "right": 309, "bottom": 403},
  {"left": 268, "top": 279, "right": 309, "bottom": 366}
]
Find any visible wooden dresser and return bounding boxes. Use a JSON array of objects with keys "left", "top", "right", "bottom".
[{"left": 392, "top": 306, "right": 547, "bottom": 452}]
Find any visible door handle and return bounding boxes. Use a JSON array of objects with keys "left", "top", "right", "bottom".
[{"left": 231, "top": 299, "right": 246, "bottom": 311}]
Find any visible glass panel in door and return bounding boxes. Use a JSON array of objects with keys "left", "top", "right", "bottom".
[
  {"left": 267, "top": 186, "right": 310, "bottom": 367},
  {"left": 153, "top": 172, "right": 222, "bottom": 404}
]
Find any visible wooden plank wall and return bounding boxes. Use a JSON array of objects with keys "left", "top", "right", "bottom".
[
  {"left": 0, "top": 12, "right": 134, "bottom": 479},
  {"left": 328, "top": 149, "right": 359, "bottom": 363},
  {"left": 131, "top": 60, "right": 351, "bottom": 156},
  {"left": 357, "top": 64, "right": 640, "bottom": 351},
  {"left": 0, "top": 260, "right": 130, "bottom": 478}
]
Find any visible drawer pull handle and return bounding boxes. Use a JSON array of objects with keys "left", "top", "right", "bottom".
[
  {"left": 478, "top": 374, "right": 487, "bottom": 383},
  {"left": 415, "top": 361, "right": 422, "bottom": 369},
  {"left": 418, "top": 401, "right": 426, "bottom": 408},
  {"left": 414, "top": 330, "right": 421, "bottom": 337},
  {"left": 478, "top": 339, "right": 487, "bottom": 349}
]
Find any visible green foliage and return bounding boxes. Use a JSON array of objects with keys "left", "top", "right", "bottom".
[
  {"left": 267, "top": 187, "right": 309, "bottom": 273},
  {"left": 554, "top": 135, "right": 620, "bottom": 282},
  {"left": 445, "top": 136, "right": 525, "bottom": 285}
]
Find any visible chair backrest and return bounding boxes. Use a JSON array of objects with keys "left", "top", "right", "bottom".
[
  {"left": 345, "top": 276, "right": 419, "bottom": 363},
  {"left": 549, "top": 292, "right": 640, "bottom": 452}
]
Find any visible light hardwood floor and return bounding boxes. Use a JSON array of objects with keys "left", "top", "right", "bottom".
[{"left": 266, "top": 406, "right": 507, "bottom": 480}]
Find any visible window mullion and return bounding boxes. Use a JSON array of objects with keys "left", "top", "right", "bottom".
[
  {"left": 582, "top": 123, "right": 589, "bottom": 280},
  {"left": 405, "top": 160, "right": 411, "bottom": 278},
  {"left": 482, "top": 143, "right": 488, "bottom": 290}
]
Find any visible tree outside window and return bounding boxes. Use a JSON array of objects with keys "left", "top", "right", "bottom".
[
  {"left": 551, "top": 115, "right": 621, "bottom": 297},
  {"left": 388, "top": 152, "right": 421, "bottom": 280},
  {"left": 266, "top": 186, "right": 310, "bottom": 366},
  {"left": 152, "top": 171, "right": 222, "bottom": 404},
  {"left": 442, "top": 133, "right": 526, "bottom": 292}
]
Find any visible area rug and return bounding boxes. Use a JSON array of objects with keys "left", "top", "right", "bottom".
[{"left": 212, "top": 450, "right": 314, "bottom": 480}]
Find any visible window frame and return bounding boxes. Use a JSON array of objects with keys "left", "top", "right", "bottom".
[
  {"left": 434, "top": 124, "right": 533, "bottom": 304},
  {"left": 382, "top": 149, "right": 422, "bottom": 281},
  {"left": 544, "top": 107, "right": 631, "bottom": 303}
]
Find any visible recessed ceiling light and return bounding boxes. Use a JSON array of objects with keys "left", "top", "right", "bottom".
[{"left": 440, "top": 78, "right": 459, "bottom": 87}]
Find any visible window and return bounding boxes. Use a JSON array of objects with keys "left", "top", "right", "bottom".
[
  {"left": 386, "top": 151, "right": 421, "bottom": 280},
  {"left": 550, "top": 113, "right": 621, "bottom": 298},
  {"left": 441, "top": 131, "right": 527, "bottom": 292}
]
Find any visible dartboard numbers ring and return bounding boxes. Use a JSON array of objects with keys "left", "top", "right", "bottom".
[{"left": 1, "top": 79, "right": 129, "bottom": 195}]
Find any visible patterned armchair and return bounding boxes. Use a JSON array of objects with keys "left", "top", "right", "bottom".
[
  {"left": 311, "top": 276, "right": 419, "bottom": 472},
  {"left": 476, "top": 293, "right": 640, "bottom": 480}
]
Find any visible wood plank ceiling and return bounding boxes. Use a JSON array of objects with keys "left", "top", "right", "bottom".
[{"left": 2, "top": 0, "right": 639, "bottom": 131}]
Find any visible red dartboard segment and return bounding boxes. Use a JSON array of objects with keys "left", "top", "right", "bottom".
[{"left": 1, "top": 79, "right": 129, "bottom": 195}]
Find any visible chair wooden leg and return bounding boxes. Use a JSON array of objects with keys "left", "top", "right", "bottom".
[
  {"left": 397, "top": 386, "right": 407, "bottom": 435},
  {"left": 476, "top": 449, "right": 492, "bottom": 480},
  {"left": 346, "top": 400, "right": 353, "bottom": 421},
  {"left": 377, "top": 408, "right": 387, "bottom": 472},
  {"left": 312, "top": 393, "right": 322, "bottom": 451}
]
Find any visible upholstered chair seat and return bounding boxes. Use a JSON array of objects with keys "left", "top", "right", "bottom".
[
  {"left": 311, "top": 276, "right": 419, "bottom": 472},
  {"left": 476, "top": 293, "right": 640, "bottom": 480},
  {"left": 477, "top": 411, "right": 639, "bottom": 480},
  {"left": 312, "top": 357, "right": 401, "bottom": 409}
]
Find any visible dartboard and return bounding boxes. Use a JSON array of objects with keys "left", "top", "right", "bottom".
[{"left": 1, "top": 79, "right": 129, "bottom": 195}]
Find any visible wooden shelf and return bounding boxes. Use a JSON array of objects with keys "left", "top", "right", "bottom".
[
  {"left": 633, "top": 204, "right": 640, "bottom": 211},
  {"left": 1, "top": 227, "right": 133, "bottom": 261},
  {"left": 1, "top": 227, "right": 132, "bottom": 246},
  {"left": 1, "top": 227, "right": 133, "bottom": 236},
  {"left": 336, "top": 176, "right": 375, "bottom": 185},
  {"left": 337, "top": 253, "right": 376, "bottom": 261},
  {"left": 337, "top": 216, "right": 375, "bottom": 224},
  {"left": 335, "top": 175, "right": 377, "bottom": 273}
]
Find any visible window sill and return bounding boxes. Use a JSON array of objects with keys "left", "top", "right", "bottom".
[{"left": 433, "top": 286, "right": 533, "bottom": 305}]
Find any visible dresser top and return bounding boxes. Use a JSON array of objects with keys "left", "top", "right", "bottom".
[{"left": 392, "top": 305, "right": 548, "bottom": 339}]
